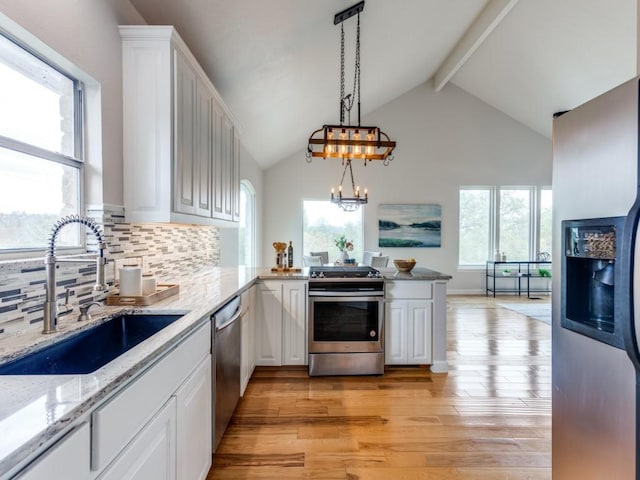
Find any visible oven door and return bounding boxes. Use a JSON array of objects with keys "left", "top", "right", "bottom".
[{"left": 308, "top": 294, "right": 384, "bottom": 354}]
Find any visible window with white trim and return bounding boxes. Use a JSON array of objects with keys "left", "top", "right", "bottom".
[
  {"left": 0, "top": 31, "right": 83, "bottom": 252},
  {"left": 302, "top": 201, "right": 363, "bottom": 263},
  {"left": 458, "top": 186, "right": 552, "bottom": 267}
]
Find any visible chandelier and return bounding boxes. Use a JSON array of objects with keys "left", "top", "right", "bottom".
[
  {"left": 330, "top": 159, "right": 367, "bottom": 212},
  {"left": 306, "top": 1, "right": 396, "bottom": 211}
]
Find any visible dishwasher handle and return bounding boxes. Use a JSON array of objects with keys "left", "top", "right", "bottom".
[
  {"left": 212, "top": 296, "right": 241, "bottom": 332},
  {"left": 215, "top": 308, "right": 241, "bottom": 333}
]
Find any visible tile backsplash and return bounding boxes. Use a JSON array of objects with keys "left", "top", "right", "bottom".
[{"left": 0, "top": 206, "right": 219, "bottom": 337}]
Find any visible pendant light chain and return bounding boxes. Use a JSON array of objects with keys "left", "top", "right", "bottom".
[
  {"left": 339, "top": 13, "right": 361, "bottom": 127},
  {"left": 307, "top": 1, "right": 396, "bottom": 209},
  {"left": 337, "top": 159, "right": 357, "bottom": 194},
  {"left": 340, "top": 23, "right": 345, "bottom": 125}
]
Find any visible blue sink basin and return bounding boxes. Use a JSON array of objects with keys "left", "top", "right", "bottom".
[{"left": 0, "top": 313, "right": 184, "bottom": 375}]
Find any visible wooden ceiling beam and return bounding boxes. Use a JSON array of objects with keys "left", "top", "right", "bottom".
[{"left": 433, "top": 0, "right": 520, "bottom": 92}]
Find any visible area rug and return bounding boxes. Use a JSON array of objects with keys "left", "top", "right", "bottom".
[{"left": 497, "top": 303, "right": 551, "bottom": 325}]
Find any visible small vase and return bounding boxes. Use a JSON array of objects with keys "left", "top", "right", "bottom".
[{"left": 338, "top": 250, "right": 349, "bottom": 264}]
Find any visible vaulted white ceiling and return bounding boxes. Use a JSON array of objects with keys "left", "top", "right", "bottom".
[{"left": 129, "top": 0, "right": 637, "bottom": 168}]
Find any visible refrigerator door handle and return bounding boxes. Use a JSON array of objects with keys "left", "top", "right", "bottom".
[{"left": 622, "top": 197, "right": 640, "bottom": 368}]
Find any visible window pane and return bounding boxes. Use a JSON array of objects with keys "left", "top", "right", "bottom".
[
  {"left": 539, "top": 188, "right": 552, "bottom": 256},
  {"left": 0, "top": 34, "right": 75, "bottom": 155},
  {"left": 459, "top": 189, "right": 491, "bottom": 265},
  {"left": 0, "top": 147, "right": 80, "bottom": 249},
  {"left": 499, "top": 188, "right": 531, "bottom": 260},
  {"left": 303, "top": 201, "right": 363, "bottom": 263}
]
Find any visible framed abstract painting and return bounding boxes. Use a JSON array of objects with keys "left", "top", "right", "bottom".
[{"left": 378, "top": 204, "right": 441, "bottom": 248}]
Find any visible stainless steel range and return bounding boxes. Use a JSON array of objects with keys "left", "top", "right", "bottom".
[{"left": 308, "top": 266, "right": 384, "bottom": 376}]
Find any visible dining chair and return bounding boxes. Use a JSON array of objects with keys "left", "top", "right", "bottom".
[
  {"left": 361, "top": 251, "right": 382, "bottom": 266},
  {"left": 370, "top": 255, "right": 389, "bottom": 268},
  {"left": 303, "top": 255, "right": 323, "bottom": 266},
  {"left": 310, "top": 251, "right": 329, "bottom": 265}
]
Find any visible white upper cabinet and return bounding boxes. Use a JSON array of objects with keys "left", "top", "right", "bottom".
[
  {"left": 212, "top": 104, "right": 235, "bottom": 221},
  {"left": 120, "top": 26, "right": 239, "bottom": 225}
]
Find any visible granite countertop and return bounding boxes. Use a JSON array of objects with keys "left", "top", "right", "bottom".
[
  {"left": 258, "top": 266, "right": 452, "bottom": 281},
  {"left": 378, "top": 267, "right": 453, "bottom": 281},
  {"left": 0, "top": 264, "right": 451, "bottom": 477},
  {"left": 0, "top": 266, "right": 266, "bottom": 479}
]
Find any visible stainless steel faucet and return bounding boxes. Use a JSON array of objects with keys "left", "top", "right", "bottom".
[{"left": 44, "top": 215, "right": 108, "bottom": 334}]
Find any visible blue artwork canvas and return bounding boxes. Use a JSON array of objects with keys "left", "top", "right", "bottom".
[{"left": 378, "top": 204, "right": 441, "bottom": 248}]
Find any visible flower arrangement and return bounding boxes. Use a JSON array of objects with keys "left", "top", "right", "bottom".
[{"left": 334, "top": 234, "right": 354, "bottom": 252}]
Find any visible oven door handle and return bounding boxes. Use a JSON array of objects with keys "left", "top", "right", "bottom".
[{"left": 308, "top": 291, "right": 384, "bottom": 297}]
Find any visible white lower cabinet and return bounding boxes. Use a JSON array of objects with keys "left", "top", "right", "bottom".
[
  {"left": 91, "top": 321, "right": 211, "bottom": 479},
  {"left": 255, "top": 281, "right": 307, "bottom": 366},
  {"left": 241, "top": 286, "right": 256, "bottom": 395},
  {"left": 255, "top": 281, "right": 283, "bottom": 365},
  {"left": 385, "top": 281, "right": 434, "bottom": 365},
  {"left": 385, "top": 300, "right": 433, "bottom": 364},
  {"left": 16, "top": 423, "right": 90, "bottom": 480},
  {"left": 98, "top": 398, "right": 177, "bottom": 480},
  {"left": 282, "top": 282, "right": 307, "bottom": 365},
  {"left": 176, "top": 356, "right": 212, "bottom": 480}
]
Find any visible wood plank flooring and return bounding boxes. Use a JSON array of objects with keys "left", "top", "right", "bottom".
[{"left": 207, "top": 295, "right": 551, "bottom": 479}]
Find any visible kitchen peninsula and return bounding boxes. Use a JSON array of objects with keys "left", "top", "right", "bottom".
[{"left": 0, "top": 265, "right": 450, "bottom": 479}]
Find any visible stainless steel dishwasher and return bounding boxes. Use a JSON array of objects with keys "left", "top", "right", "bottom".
[{"left": 212, "top": 295, "right": 241, "bottom": 452}]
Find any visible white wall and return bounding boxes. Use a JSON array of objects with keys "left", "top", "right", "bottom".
[{"left": 263, "top": 81, "right": 552, "bottom": 293}]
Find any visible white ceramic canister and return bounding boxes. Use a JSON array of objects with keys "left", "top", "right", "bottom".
[
  {"left": 119, "top": 265, "right": 142, "bottom": 296},
  {"left": 142, "top": 274, "right": 157, "bottom": 296}
]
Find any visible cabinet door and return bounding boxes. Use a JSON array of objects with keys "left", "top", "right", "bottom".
[
  {"left": 98, "top": 398, "right": 176, "bottom": 480},
  {"left": 176, "top": 356, "right": 212, "bottom": 480},
  {"left": 248, "top": 285, "right": 256, "bottom": 374},
  {"left": 232, "top": 129, "right": 241, "bottom": 222},
  {"left": 173, "top": 51, "right": 197, "bottom": 216},
  {"left": 16, "top": 423, "right": 90, "bottom": 480},
  {"left": 408, "top": 301, "right": 433, "bottom": 364},
  {"left": 241, "top": 307, "right": 250, "bottom": 394},
  {"left": 211, "top": 101, "right": 234, "bottom": 220},
  {"left": 282, "top": 282, "right": 307, "bottom": 365},
  {"left": 222, "top": 115, "right": 234, "bottom": 219},
  {"left": 255, "top": 282, "right": 282, "bottom": 366},
  {"left": 385, "top": 301, "right": 408, "bottom": 364},
  {"left": 195, "top": 76, "right": 213, "bottom": 217},
  {"left": 212, "top": 104, "right": 234, "bottom": 221},
  {"left": 241, "top": 286, "right": 256, "bottom": 395}
]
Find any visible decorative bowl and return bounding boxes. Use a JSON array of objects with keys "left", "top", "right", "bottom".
[{"left": 393, "top": 259, "right": 416, "bottom": 273}]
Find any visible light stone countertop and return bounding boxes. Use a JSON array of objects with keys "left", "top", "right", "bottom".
[
  {"left": 0, "top": 264, "right": 451, "bottom": 478},
  {"left": 257, "top": 266, "right": 452, "bottom": 282},
  {"left": 0, "top": 266, "right": 267, "bottom": 479},
  {"left": 378, "top": 267, "right": 453, "bottom": 281}
]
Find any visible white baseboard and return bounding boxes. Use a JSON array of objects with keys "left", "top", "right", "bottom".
[
  {"left": 446, "top": 289, "right": 485, "bottom": 295},
  {"left": 430, "top": 361, "right": 448, "bottom": 373}
]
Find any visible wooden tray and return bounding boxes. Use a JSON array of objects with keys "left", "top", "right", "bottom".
[
  {"left": 270, "top": 267, "right": 303, "bottom": 272},
  {"left": 106, "top": 284, "right": 180, "bottom": 306}
]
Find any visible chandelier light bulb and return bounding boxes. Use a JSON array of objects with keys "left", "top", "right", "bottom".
[
  {"left": 353, "top": 130, "right": 361, "bottom": 156},
  {"left": 339, "top": 129, "right": 348, "bottom": 156},
  {"left": 366, "top": 131, "right": 375, "bottom": 156},
  {"left": 326, "top": 129, "right": 336, "bottom": 155}
]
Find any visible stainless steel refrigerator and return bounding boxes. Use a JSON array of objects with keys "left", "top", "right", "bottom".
[{"left": 553, "top": 76, "right": 640, "bottom": 478}]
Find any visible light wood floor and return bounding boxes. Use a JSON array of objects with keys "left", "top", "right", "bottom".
[{"left": 207, "top": 295, "right": 552, "bottom": 479}]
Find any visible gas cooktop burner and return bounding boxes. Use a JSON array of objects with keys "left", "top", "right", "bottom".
[{"left": 309, "top": 266, "right": 382, "bottom": 279}]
